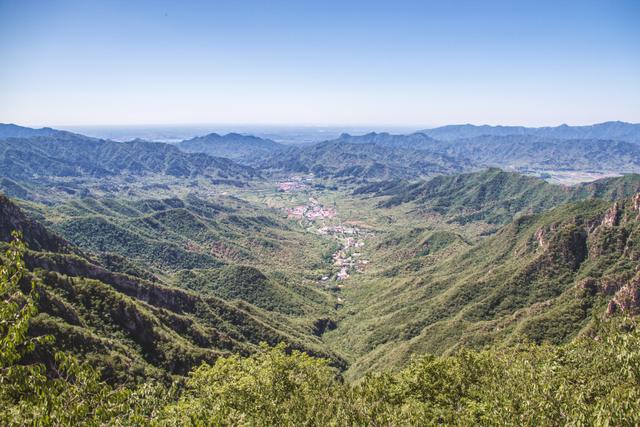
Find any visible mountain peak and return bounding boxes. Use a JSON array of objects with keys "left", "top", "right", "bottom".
[{"left": 177, "top": 132, "right": 282, "bottom": 160}]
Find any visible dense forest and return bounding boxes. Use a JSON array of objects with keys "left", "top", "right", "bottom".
[{"left": 2, "top": 236, "right": 639, "bottom": 425}]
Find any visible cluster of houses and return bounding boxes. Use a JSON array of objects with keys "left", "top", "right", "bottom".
[
  {"left": 286, "top": 202, "right": 336, "bottom": 220},
  {"left": 332, "top": 240, "right": 369, "bottom": 280},
  {"left": 277, "top": 181, "right": 308, "bottom": 192},
  {"left": 318, "top": 225, "right": 359, "bottom": 236},
  {"left": 319, "top": 225, "right": 371, "bottom": 281},
  {"left": 276, "top": 175, "right": 313, "bottom": 193}
]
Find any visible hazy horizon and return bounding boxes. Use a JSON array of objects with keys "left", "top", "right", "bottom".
[{"left": 4, "top": 120, "right": 637, "bottom": 144}]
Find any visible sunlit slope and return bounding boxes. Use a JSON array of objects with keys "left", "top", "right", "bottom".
[
  {"left": 327, "top": 193, "right": 640, "bottom": 378},
  {"left": 356, "top": 168, "right": 640, "bottom": 225}
]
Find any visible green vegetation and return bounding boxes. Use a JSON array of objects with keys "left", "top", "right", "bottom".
[
  {"left": 2, "top": 126, "right": 640, "bottom": 424},
  {"left": 0, "top": 134, "right": 258, "bottom": 182},
  {"left": 356, "top": 168, "right": 640, "bottom": 225},
  {"left": 12, "top": 171, "right": 635, "bottom": 385},
  {"left": 254, "top": 137, "right": 467, "bottom": 181},
  {"left": 0, "top": 194, "right": 345, "bottom": 384},
  {"left": 0, "top": 233, "right": 159, "bottom": 425},
  {"left": 2, "top": 242, "right": 639, "bottom": 425},
  {"left": 324, "top": 193, "right": 640, "bottom": 378}
]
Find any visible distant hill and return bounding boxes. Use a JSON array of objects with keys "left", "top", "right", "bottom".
[
  {"left": 255, "top": 134, "right": 470, "bottom": 180},
  {"left": 0, "top": 133, "right": 259, "bottom": 182},
  {"left": 355, "top": 168, "right": 640, "bottom": 225},
  {"left": 422, "top": 121, "right": 640, "bottom": 143},
  {"left": 430, "top": 135, "right": 640, "bottom": 173},
  {"left": 256, "top": 130, "right": 640, "bottom": 180},
  {"left": 0, "top": 123, "right": 84, "bottom": 140},
  {"left": 332, "top": 131, "right": 441, "bottom": 149},
  {"left": 178, "top": 132, "right": 283, "bottom": 160}
]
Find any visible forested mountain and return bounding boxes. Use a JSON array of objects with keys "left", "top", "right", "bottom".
[
  {"left": 355, "top": 168, "right": 640, "bottom": 224},
  {"left": 0, "top": 194, "right": 345, "bottom": 383},
  {"left": 2, "top": 124, "right": 640, "bottom": 424},
  {"left": 178, "top": 132, "right": 283, "bottom": 160},
  {"left": 422, "top": 121, "right": 640, "bottom": 143},
  {"left": 255, "top": 138, "right": 470, "bottom": 180},
  {"left": 257, "top": 130, "right": 640, "bottom": 179},
  {"left": 0, "top": 134, "right": 258, "bottom": 182},
  {"left": 328, "top": 193, "right": 640, "bottom": 377},
  {"left": 3, "top": 124, "right": 640, "bottom": 186},
  {"left": 430, "top": 135, "right": 640, "bottom": 172}
]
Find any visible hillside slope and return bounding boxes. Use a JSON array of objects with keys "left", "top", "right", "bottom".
[
  {"left": 0, "top": 134, "right": 258, "bottom": 182},
  {"left": 0, "top": 194, "right": 346, "bottom": 383},
  {"left": 256, "top": 130, "right": 640, "bottom": 180},
  {"left": 355, "top": 168, "right": 640, "bottom": 225},
  {"left": 326, "top": 193, "right": 640, "bottom": 378},
  {"left": 434, "top": 135, "right": 640, "bottom": 172},
  {"left": 256, "top": 137, "right": 469, "bottom": 180}
]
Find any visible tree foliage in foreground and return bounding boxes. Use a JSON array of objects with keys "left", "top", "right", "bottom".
[
  {"left": 0, "top": 233, "right": 169, "bottom": 425},
  {"left": 2, "top": 234, "right": 640, "bottom": 425},
  {"left": 162, "top": 321, "right": 640, "bottom": 426}
]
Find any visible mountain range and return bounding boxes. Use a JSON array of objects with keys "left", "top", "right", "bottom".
[
  {"left": 355, "top": 168, "right": 640, "bottom": 224},
  {"left": 3, "top": 122, "right": 640, "bottom": 184},
  {"left": 2, "top": 118, "right": 640, "bottom": 424},
  {"left": 252, "top": 123, "right": 640, "bottom": 179},
  {"left": 252, "top": 137, "right": 470, "bottom": 181},
  {"left": 0, "top": 193, "right": 345, "bottom": 383},
  {"left": 421, "top": 120, "right": 640, "bottom": 143}
]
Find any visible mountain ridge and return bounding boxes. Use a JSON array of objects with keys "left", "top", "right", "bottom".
[
  {"left": 0, "top": 193, "right": 347, "bottom": 383},
  {"left": 178, "top": 132, "right": 283, "bottom": 160},
  {"left": 0, "top": 134, "right": 259, "bottom": 183},
  {"left": 421, "top": 121, "right": 640, "bottom": 143},
  {"left": 355, "top": 168, "right": 640, "bottom": 225}
]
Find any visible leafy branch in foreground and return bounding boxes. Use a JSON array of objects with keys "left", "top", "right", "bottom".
[
  {"left": 162, "top": 318, "right": 640, "bottom": 426},
  {"left": 0, "top": 233, "right": 169, "bottom": 425}
]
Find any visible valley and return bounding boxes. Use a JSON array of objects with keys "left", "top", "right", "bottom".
[
  {"left": 3, "top": 1, "right": 639, "bottom": 422},
  {"left": 2, "top": 123, "right": 640, "bottom": 423}
]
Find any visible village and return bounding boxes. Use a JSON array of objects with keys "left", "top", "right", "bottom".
[
  {"left": 285, "top": 198, "right": 337, "bottom": 221},
  {"left": 318, "top": 224, "right": 371, "bottom": 283},
  {"left": 276, "top": 174, "right": 313, "bottom": 193},
  {"left": 275, "top": 177, "right": 373, "bottom": 301}
]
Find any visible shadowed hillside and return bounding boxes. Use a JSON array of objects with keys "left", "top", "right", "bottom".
[{"left": 0, "top": 194, "right": 347, "bottom": 383}]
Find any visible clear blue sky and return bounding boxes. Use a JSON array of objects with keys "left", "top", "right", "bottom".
[{"left": 1, "top": 0, "right": 638, "bottom": 127}]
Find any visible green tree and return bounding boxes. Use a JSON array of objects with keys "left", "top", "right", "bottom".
[
  {"left": 0, "top": 232, "right": 168, "bottom": 425},
  {"left": 162, "top": 343, "right": 347, "bottom": 426}
]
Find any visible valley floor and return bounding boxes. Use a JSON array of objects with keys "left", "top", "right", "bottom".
[{"left": 229, "top": 175, "right": 511, "bottom": 376}]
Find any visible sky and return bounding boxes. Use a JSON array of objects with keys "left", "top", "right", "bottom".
[{"left": 0, "top": 0, "right": 639, "bottom": 128}]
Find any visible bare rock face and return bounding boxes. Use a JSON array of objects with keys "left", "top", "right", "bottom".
[
  {"left": 601, "top": 277, "right": 625, "bottom": 296},
  {"left": 534, "top": 227, "right": 548, "bottom": 250},
  {"left": 607, "top": 273, "right": 640, "bottom": 315},
  {"left": 577, "top": 277, "right": 599, "bottom": 296},
  {"left": 633, "top": 193, "right": 640, "bottom": 217},
  {"left": 602, "top": 201, "right": 621, "bottom": 227}
]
